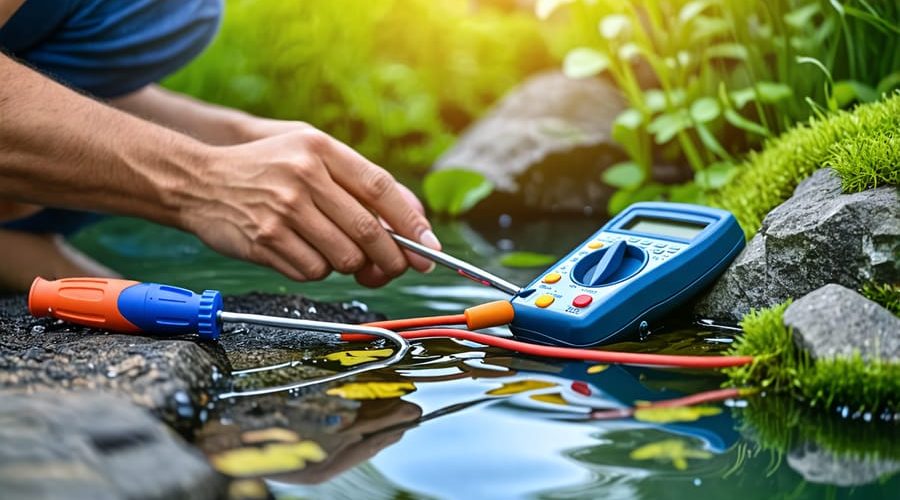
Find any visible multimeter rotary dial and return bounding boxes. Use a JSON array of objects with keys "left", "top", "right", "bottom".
[{"left": 571, "top": 240, "right": 647, "bottom": 287}]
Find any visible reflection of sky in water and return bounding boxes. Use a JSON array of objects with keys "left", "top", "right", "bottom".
[{"left": 73, "top": 216, "right": 899, "bottom": 499}]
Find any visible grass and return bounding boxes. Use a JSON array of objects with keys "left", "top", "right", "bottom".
[
  {"left": 723, "top": 302, "right": 900, "bottom": 414},
  {"left": 860, "top": 282, "right": 900, "bottom": 317},
  {"left": 712, "top": 92, "right": 900, "bottom": 238}
]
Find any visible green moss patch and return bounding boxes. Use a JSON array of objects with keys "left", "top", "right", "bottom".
[
  {"left": 713, "top": 93, "right": 900, "bottom": 238},
  {"left": 723, "top": 303, "right": 900, "bottom": 414}
]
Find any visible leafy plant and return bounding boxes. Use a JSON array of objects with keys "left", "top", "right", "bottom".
[
  {"left": 423, "top": 169, "right": 493, "bottom": 216},
  {"left": 540, "top": 0, "right": 900, "bottom": 214},
  {"left": 859, "top": 282, "right": 900, "bottom": 317},
  {"left": 165, "top": 0, "right": 555, "bottom": 174}
]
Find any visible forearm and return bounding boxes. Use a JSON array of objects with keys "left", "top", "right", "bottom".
[
  {"left": 109, "top": 85, "right": 256, "bottom": 145},
  {"left": 0, "top": 54, "right": 209, "bottom": 228}
]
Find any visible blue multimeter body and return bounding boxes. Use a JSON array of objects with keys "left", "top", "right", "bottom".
[{"left": 509, "top": 202, "right": 745, "bottom": 347}]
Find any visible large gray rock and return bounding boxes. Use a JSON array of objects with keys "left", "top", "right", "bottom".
[
  {"left": 787, "top": 442, "right": 900, "bottom": 487},
  {"left": 783, "top": 284, "right": 899, "bottom": 362},
  {"left": 0, "top": 391, "right": 226, "bottom": 499},
  {"left": 694, "top": 168, "right": 900, "bottom": 321},
  {"left": 433, "top": 70, "right": 630, "bottom": 214}
]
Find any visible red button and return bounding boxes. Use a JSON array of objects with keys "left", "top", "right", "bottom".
[{"left": 572, "top": 294, "right": 593, "bottom": 308}]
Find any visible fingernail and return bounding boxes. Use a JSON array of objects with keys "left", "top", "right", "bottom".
[
  {"left": 419, "top": 229, "right": 441, "bottom": 250},
  {"left": 425, "top": 261, "right": 436, "bottom": 274}
]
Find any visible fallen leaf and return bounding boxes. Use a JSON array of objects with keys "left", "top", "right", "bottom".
[
  {"left": 629, "top": 439, "right": 712, "bottom": 470},
  {"left": 324, "top": 348, "right": 393, "bottom": 367},
  {"left": 487, "top": 379, "right": 557, "bottom": 396},
  {"left": 529, "top": 393, "right": 568, "bottom": 406},
  {"left": 327, "top": 382, "right": 416, "bottom": 400},
  {"left": 587, "top": 364, "right": 609, "bottom": 374},
  {"left": 633, "top": 405, "right": 722, "bottom": 423},
  {"left": 211, "top": 441, "right": 327, "bottom": 477},
  {"left": 241, "top": 427, "right": 301, "bottom": 445}
]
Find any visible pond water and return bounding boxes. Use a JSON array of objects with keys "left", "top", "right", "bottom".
[{"left": 72, "top": 216, "right": 898, "bottom": 499}]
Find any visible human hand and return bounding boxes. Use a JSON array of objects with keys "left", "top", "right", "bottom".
[{"left": 183, "top": 127, "right": 440, "bottom": 286}]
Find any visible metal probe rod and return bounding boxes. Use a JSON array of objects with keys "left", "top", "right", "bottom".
[{"left": 390, "top": 232, "right": 522, "bottom": 296}]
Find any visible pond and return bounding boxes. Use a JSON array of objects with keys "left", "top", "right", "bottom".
[{"left": 72, "top": 216, "right": 898, "bottom": 499}]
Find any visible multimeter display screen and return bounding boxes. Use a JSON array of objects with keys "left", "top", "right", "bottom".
[{"left": 624, "top": 217, "right": 707, "bottom": 240}]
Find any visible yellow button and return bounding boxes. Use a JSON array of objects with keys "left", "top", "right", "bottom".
[
  {"left": 534, "top": 294, "right": 555, "bottom": 308},
  {"left": 587, "top": 241, "right": 604, "bottom": 249},
  {"left": 542, "top": 272, "right": 562, "bottom": 284}
]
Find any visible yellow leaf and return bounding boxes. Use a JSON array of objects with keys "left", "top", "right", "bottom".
[
  {"left": 487, "top": 379, "right": 557, "bottom": 396},
  {"left": 326, "top": 381, "right": 416, "bottom": 400},
  {"left": 633, "top": 405, "right": 722, "bottom": 423},
  {"left": 211, "top": 441, "right": 327, "bottom": 477},
  {"left": 324, "top": 348, "right": 393, "bottom": 367},
  {"left": 241, "top": 427, "right": 301, "bottom": 444},
  {"left": 587, "top": 364, "right": 609, "bottom": 374},
  {"left": 629, "top": 439, "right": 712, "bottom": 470},
  {"left": 529, "top": 393, "right": 568, "bottom": 405}
]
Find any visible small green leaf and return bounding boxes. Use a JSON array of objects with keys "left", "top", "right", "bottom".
[
  {"left": 602, "top": 162, "right": 645, "bottom": 189},
  {"left": 629, "top": 439, "right": 713, "bottom": 470},
  {"left": 500, "top": 252, "right": 557, "bottom": 268},
  {"left": 647, "top": 110, "right": 691, "bottom": 144},
  {"left": 724, "top": 109, "right": 770, "bottom": 137},
  {"left": 608, "top": 184, "right": 665, "bottom": 215},
  {"left": 644, "top": 89, "right": 686, "bottom": 113},
  {"left": 696, "top": 162, "right": 737, "bottom": 189},
  {"left": 423, "top": 169, "right": 493, "bottom": 216},
  {"left": 796, "top": 56, "right": 833, "bottom": 84},
  {"left": 832, "top": 80, "right": 878, "bottom": 107},
  {"left": 563, "top": 47, "right": 609, "bottom": 79},
  {"left": 876, "top": 71, "right": 900, "bottom": 95},
  {"left": 785, "top": 3, "right": 820, "bottom": 29},
  {"left": 694, "top": 122, "right": 731, "bottom": 160},
  {"left": 599, "top": 14, "right": 631, "bottom": 40},
  {"left": 705, "top": 43, "right": 749, "bottom": 61},
  {"left": 689, "top": 97, "right": 720, "bottom": 123},
  {"left": 668, "top": 182, "right": 704, "bottom": 204},
  {"left": 612, "top": 109, "right": 644, "bottom": 161},
  {"left": 754, "top": 82, "right": 793, "bottom": 103}
]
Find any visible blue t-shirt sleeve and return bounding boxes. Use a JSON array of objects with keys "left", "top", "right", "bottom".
[{"left": 0, "top": 0, "right": 222, "bottom": 98}]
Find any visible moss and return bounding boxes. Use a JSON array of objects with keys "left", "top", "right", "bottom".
[
  {"left": 713, "top": 93, "right": 900, "bottom": 238},
  {"left": 860, "top": 282, "right": 900, "bottom": 317},
  {"left": 723, "top": 303, "right": 900, "bottom": 414}
]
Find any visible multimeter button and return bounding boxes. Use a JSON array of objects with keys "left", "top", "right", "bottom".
[
  {"left": 628, "top": 237, "right": 639, "bottom": 242},
  {"left": 587, "top": 241, "right": 603, "bottom": 249},
  {"left": 542, "top": 272, "right": 562, "bottom": 284},
  {"left": 653, "top": 243, "right": 667, "bottom": 248},
  {"left": 534, "top": 294, "right": 555, "bottom": 308},
  {"left": 653, "top": 248, "right": 664, "bottom": 254},
  {"left": 637, "top": 240, "right": 650, "bottom": 246},
  {"left": 572, "top": 294, "right": 593, "bottom": 308}
]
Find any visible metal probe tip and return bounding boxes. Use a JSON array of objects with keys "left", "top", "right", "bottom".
[{"left": 389, "top": 231, "right": 522, "bottom": 296}]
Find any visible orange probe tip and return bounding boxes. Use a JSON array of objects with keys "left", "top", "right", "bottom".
[{"left": 464, "top": 300, "right": 515, "bottom": 330}]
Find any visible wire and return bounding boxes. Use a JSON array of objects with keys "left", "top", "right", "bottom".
[
  {"left": 589, "top": 387, "right": 751, "bottom": 420},
  {"left": 385, "top": 328, "right": 754, "bottom": 369},
  {"left": 341, "top": 314, "right": 467, "bottom": 342}
]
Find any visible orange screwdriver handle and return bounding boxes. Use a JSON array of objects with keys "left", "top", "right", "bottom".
[{"left": 29, "top": 277, "right": 142, "bottom": 332}]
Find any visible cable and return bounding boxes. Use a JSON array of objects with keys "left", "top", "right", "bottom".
[
  {"left": 387, "top": 328, "right": 754, "bottom": 369},
  {"left": 589, "top": 387, "right": 751, "bottom": 420}
]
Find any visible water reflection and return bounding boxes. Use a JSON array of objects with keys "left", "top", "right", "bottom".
[{"left": 71, "top": 216, "right": 899, "bottom": 499}]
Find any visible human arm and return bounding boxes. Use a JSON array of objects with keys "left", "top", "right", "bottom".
[{"left": 0, "top": 53, "right": 440, "bottom": 286}]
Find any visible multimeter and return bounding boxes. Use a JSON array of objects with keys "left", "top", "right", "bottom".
[{"left": 509, "top": 202, "right": 744, "bottom": 347}]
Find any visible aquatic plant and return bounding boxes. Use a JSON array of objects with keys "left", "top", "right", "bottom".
[
  {"left": 542, "top": 0, "right": 900, "bottom": 214},
  {"left": 723, "top": 302, "right": 900, "bottom": 414},
  {"left": 713, "top": 92, "right": 900, "bottom": 237}
]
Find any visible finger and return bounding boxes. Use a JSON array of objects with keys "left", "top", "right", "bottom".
[
  {"left": 260, "top": 229, "right": 332, "bottom": 281},
  {"left": 323, "top": 142, "right": 441, "bottom": 252},
  {"left": 289, "top": 201, "right": 369, "bottom": 275},
  {"left": 309, "top": 178, "right": 408, "bottom": 277},
  {"left": 375, "top": 185, "right": 435, "bottom": 273},
  {"left": 354, "top": 262, "right": 392, "bottom": 288}
]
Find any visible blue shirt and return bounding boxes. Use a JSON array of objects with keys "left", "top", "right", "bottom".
[
  {"left": 0, "top": 0, "right": 222, "bottom": 235},
  {"left": 0, "top": 0, "right": 222, "bottom": 98}
]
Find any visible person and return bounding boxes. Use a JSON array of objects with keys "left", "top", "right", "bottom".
[{"left": 0, "top": 0, "right": 441, "bottom": 292}]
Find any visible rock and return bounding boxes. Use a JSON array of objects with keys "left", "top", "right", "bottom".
[
  {"left": 0, "top": 391, "right": 226, "bottom": 499},
  {"left": 783, "top": 284, "right": 899, "bottom": 362},
  {"left": 787, "top": 442, "right": 900, "bottom": 487},
  {"left": 694, "top": 168, "right": 900, "bottom": 322},
  {"left": 0, "top": 292, "right": 384, "bottom": 431},
  {"left": 432, "top": 70, "right": 629, "bottom": 214}
]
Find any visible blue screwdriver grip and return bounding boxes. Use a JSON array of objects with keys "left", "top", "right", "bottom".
[{"left": 117, "top": 283, "right": 223, "bottom": 340}]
